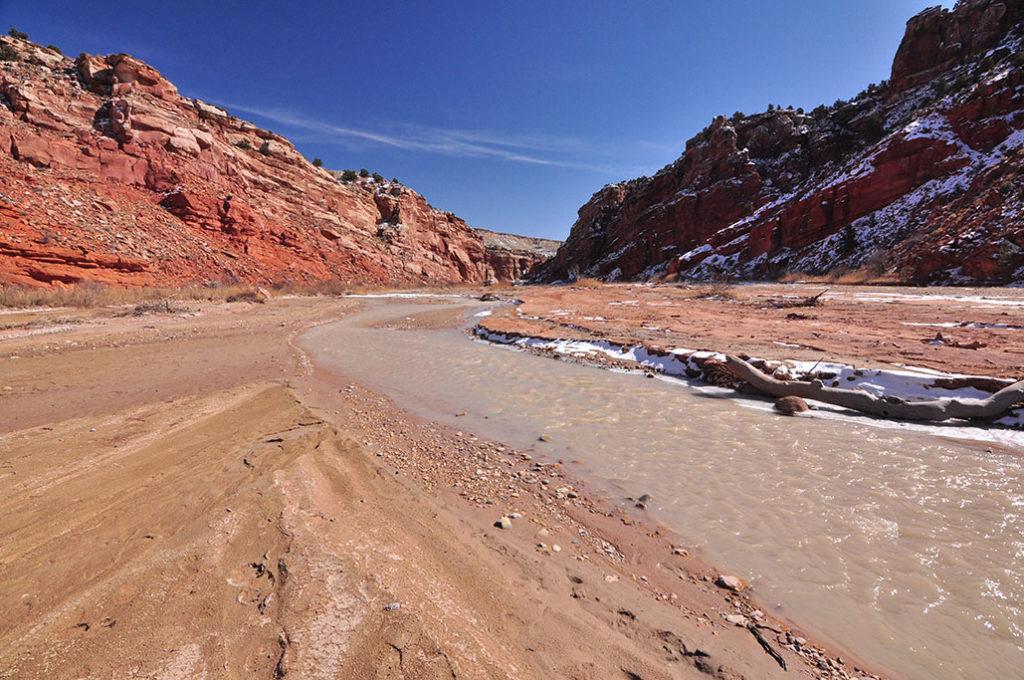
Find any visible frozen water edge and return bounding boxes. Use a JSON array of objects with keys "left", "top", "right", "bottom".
[{"left": 473, "top": 327, "right": 1024, "bottom": 449}]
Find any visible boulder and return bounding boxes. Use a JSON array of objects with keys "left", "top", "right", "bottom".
[{"left": 774, "top": 396, "right": 810, "bottom": 415}]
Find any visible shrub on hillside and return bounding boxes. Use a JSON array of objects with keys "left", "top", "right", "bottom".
[
  {"left": 340, "top": 169, "right": 358, "bottom": 182},
  {"left": 8, "top": 27, "right": 28, "bottom": 40},
  {"left": 0, "top": 43, "right": 17, "bottom": 61},
  {"left": 312, "top": 157, "right": 323, "bottom": 168},
  {"left": 358, "top": 168, "right": 370, "bottom": 178}
]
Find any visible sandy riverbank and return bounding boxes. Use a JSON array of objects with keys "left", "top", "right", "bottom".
[{"left": 0, "top": 293, "right": 888, "bottom": 679}]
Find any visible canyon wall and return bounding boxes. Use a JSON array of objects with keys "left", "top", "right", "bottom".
[
  {"left": 543, "top": 0, "right": 1024, "bottom": 285},
  {"left": 0, "top": 38, "right": 544, "bottom": 287}
]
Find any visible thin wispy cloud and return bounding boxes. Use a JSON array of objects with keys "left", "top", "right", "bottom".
[{"left": 214, "top": 101, "right": 626, "bottom": 173}]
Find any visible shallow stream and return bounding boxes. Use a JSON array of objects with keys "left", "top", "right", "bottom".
[{"left": 302, "top": 299, "right": 1024, "bottom": 680}]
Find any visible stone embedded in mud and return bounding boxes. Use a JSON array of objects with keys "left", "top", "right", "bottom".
[
  {"left": 774, "top": 396, "right": 810, "bottom": 415},
  {"left": 715, "top": 574, "right": 745, "bottom": 592}
]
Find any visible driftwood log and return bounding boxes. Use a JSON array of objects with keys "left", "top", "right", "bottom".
[{"left": 721, "top": 355, "right": 1024, "bottom": 422}]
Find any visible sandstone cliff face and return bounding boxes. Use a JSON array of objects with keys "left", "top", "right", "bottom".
[
  {"left": 545, "top": 0, "right": 1024, "bottom": 285},
  {"left": 0, "top": 38, "right": 500, "bottom": 287},
  {"left": 474, "top": 228, "right": 561, "bottom": 281}
]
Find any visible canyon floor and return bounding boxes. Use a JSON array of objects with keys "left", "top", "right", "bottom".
[
  {"left": 1, "top": 285, "right": 1020, "bottom": 679},
  {"left": 480, "top": 282, "right": 1024, "bottom": 379}
]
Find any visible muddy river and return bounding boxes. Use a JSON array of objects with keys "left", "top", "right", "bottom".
[{"left": 302, "top": 298, "right": 1023, "bottom": 680}]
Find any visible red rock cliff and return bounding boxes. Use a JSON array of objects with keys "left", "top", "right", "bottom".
[
  {"left": 544, "top": 0, "right": 1024, "bottom": 285},
  {"left": 0, "top": 38, "right": 501, "bottom": 287}
]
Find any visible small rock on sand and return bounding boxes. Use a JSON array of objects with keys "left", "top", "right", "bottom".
[
  {"left": 494, "top": 516, "right": 512, "bottom": 530},
  {"left": 715, "top": 574, "right": 744, "bottom": 592},
  {"left": 774, "top": 395, "right": 809, "bottom": 415}
]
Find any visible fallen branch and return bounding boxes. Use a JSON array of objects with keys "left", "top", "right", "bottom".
[
  {"left": 767, "top": 289, "right": 828, "bottom": 308},
  {"left": 721, "top": 355, "right": 1024, "bottom": 422},
  {"left": 748, "top": 624, "right": 787, "bottom": 670}
]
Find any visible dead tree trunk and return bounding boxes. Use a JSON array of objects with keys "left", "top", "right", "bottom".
[{"left": 721, "top": 355, "right": 1024, "bottom": 422}]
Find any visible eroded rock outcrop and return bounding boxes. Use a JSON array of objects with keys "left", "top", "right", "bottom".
[
  {"left": 544, "top": 0, "right": 1024, "bottom": 285},
  {"left": 0, "top": 36, "right": 513, "bottom": 287}
]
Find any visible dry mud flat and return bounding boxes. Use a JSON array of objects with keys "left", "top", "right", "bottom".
[{"left": 0, "top": 296, "right": 864, "bottom": 680}]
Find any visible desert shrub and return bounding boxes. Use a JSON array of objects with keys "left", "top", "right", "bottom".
[
  {"left": 0, "top": 43, "right": 18, "bottom": 61},
  {"left": 120, "top": 300, "right": 189, "bottom": 317},
  {"left": 358, "top": 168, "right": 369, "bottom": 178},
  {"left": 861, "top": 116, "right": 887, "bottom": 144},
  {"left": 225, "top": 289, "right": 266, "bottom": 304},
  {"left": 46, "top": 44, "right": 61, "bottom": 54},
  {"left": 574, "top": 277, "right": 605, "bottom": 288},
  {"left": 371, "top": 171, "right": 384, "bottom": 183},
  {"left": 693, "top": 280, "right": 737, "bottom": 300},
  {"left": 235, "top": 138, "right": 252, "bottom": 150},
  {"left": 861, "top": 250, "right": 890, "bottom": 276},
  {"left": 340, "top": 169, "right": 358, "bottom": 182},
  {"left": 8, "top": 27, "right": 27, "bottom": 40},
  {"left": 312, "top": 157, "right": 323, "bottom": 168},
  {"left": 997, "top": 241, "right": 1023, "bottom": 273},
  {"left": 840, "top": 224, "right": 858, "bottom": 255}
]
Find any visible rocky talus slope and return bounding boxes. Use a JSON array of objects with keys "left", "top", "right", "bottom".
[
  {"left": 474, "top": 228, "right": 561, "bottom": 281},
  {"left": 0, "top": 37, "right": 542, "bottom": 287},
  {"left": 543, "top": 0, "right": 1024, "bottom": 285}
]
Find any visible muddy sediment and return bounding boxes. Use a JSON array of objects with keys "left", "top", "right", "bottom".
[{"left": 1, "top": 294, "right": 855, "bottom": 680}]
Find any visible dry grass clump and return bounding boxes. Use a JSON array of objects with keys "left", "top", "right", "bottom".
[
  {"left": 0, "top": 275, "right": 524, "bottom": 310},
  {"left": 225, "top": 289, "right": 267, "bottom": 304},
  {"left": 0, "top": 282, "right": 131, "bottom": 309},
  {"left": 0, "top": 277, "right": 439, "bottom": 310},
  {"left": 118, "top": 300, "right": 191, "bottom": 317},
  {"left": 0, "top": 283, "right": 274, "bottom": 309},
  {"left": 778, "top": 263, "right": 902, "bottom": 286},
  {"left": 692, "top": 280, "right": 737, "bottom": 300}
]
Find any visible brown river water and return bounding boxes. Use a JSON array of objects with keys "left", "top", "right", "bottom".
[{"left": 301, "top": 299, "right": 1024, "bottom": 680}]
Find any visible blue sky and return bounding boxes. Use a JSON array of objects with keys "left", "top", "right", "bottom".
[{"left": 2, "top": 1, "right": 949, "bottom": 239}]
